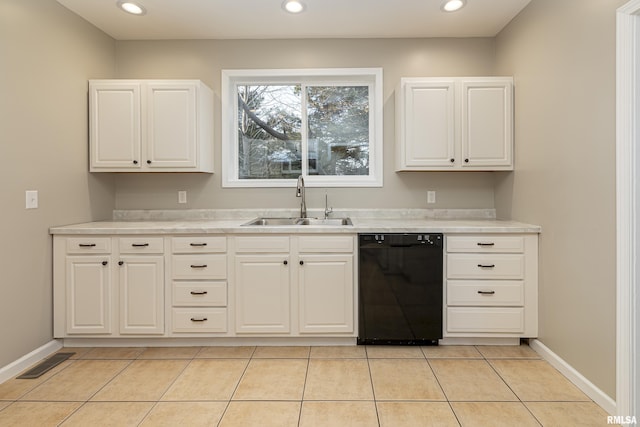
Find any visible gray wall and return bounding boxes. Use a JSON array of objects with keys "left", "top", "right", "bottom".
[
  {"left": 113, "top": 38, "right": 498, "bottom": 212},
  {"left": 0, "top": 0, "right": 115, "bottom": 367},
  {"left": 494, "top": 0, "right": 624, "bottom": 398}
]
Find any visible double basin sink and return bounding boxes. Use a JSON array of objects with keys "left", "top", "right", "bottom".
[{"left": 242, "top": 217, "right": 353, "bottom": 226}]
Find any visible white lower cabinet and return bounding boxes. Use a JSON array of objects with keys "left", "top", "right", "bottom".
[
  {"left": 169, "top": 236, "right": 228, "bottom": 335},
  {"left": 118, "top": 255, "right": 164, "bottom": 334},
  {"left": 298, "top": 254, "right": 354, "bottom": 334},
  {"left": 54, "top": 235, "right": 165, "bottom": 337},
  {"left": 444, "top": 234, "right": 538, "bottom": 338},
  {"left": 235, "top": 254, "right": 291, "bottom": 333},
  {"left": 65, "top": 255, "right": 112, "bottom": 335},
  {"left": 233, "top": 235, "right": 355, "bottom": 337}
]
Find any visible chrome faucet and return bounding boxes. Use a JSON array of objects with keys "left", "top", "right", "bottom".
[
  {"left": 324, "top": 192, "right": 333, "bottom": 219},
  {"left": 296, "top": 175, "right": 307, "bottom": 218}
]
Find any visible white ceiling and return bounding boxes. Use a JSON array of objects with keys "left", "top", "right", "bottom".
[{"left": 55, "top": 0, "right": 531, "bottom": 41}]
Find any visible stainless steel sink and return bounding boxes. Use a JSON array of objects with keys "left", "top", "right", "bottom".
[
  {"left": 241, "top": 217, "right": 300, "bottom": 226},
  {"left": 241, "top": 217, "right": 352, "bottom": 226},
  {"left": 296, "top": 218, "right": 353, "bottom": 226}
]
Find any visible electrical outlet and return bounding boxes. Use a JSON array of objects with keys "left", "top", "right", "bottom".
[
  {"left": 427, "top": 191, "right": 436, "bottom": 204},
  {"left": 178, "top": 191, "right": 187, "bottom": 204},
  {"left": 26, "top": 190, "right": 38, "bottom": 209}
]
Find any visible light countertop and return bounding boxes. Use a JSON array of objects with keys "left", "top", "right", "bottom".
[{"left": 49, "top": 216, "right": 541, "bottom": 235}]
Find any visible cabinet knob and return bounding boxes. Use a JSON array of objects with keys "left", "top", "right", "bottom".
[
  {"left": 118, "top": 261, "right": 124, "bottom": 266},
  {"left": 283, "top": 260, "right": 288, "bottom": 265},
  {"left": 464, "top": 158, "right": 469, "bottom": 163},
  {"left": 101, "top": 261, "right": 108, "bottom": 266},
  {"left": 450, "top": 158, "right": 455, "bottom": 163},
  {"left": 299, "top": 260, "right": 304, "bottom": 265},
  {"left": 133, "top": 160, "right": 138, "bottom": 165},
  {"left": 147, "top": 160, "right": 152, "bottom": 164}
]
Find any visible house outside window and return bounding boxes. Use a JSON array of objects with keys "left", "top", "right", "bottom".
[{"left": 221, "top": 68, "right": 383, "bottom": 187}]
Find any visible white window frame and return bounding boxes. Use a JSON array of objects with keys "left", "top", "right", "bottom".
[{"left": 221, "top": 68, "right": 383, "bottom": 188}]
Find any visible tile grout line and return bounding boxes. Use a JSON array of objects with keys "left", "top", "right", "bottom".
[
  {"left": 423, "top": 348, "right": 462, "bottom": 427},
  {"left": 296, "top": 349, "right": 311, "bottom": 427},
  {"left": 135, "top": 350, "right": 200, "bottom": 427},
  {"left": 364, "top": 346, "right": 382, "bottom": 427},
  {"left": 214, "top": 353, "right": 255, "bottom": 427},
  {"left": 55, "top": 349, "right": 137, "bottom": 426},
  {"left": 480, "top": 346, "right": 545, "bottom": 427}
]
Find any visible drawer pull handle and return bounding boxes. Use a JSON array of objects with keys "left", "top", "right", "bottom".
[
  {"left": 477, "top": 242, "right": 495, "bottom": 247},
  {"left": 79, "top": 243, "right": 96, "bottom": 248},
  {"left": 190, "top": 291, "right": 208, "bottom": 295},
  {"left": 190, "top": 264, "right": 208, "bottom": 268},
  {"left": 190, "top": 317, "right": 208, "bottom": 322},
  {"left": 477, "top": 264, "right": 495, "bottom": 268},
  {"left": 477, "top": 290, "right": 496, "bottom": 295},
  {"left": 190, "top": 243, "right": 208, "bottom": 247},
  {"left": 131, "top": 243, "right": 149, "bottom": 247}
]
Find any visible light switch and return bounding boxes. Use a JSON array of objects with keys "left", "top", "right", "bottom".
[{"left": 26, "top": 190, "right": 38, "bottom": 209}]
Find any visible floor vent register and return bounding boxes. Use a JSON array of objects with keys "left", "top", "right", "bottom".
[{"left": 17, "top": 352, "right": 75, "bottom": 379}]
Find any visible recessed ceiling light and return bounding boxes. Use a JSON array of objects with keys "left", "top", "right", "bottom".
[
  {"left": 282, "top": 0, "right": 305, "bottom": 14},
  {"left": 441, "top": 0, "right": 467, "bottom": 12},
  {"left": 117, "top": 1, "right": 147, "bottom": 16}
]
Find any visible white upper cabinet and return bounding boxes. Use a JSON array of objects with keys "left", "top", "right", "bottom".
[
  {"left": 89, "top": 80, "right": 214, "bottom": 173},
  {"left": 396, "top": 77, "right": 513, "bottom": 171}
]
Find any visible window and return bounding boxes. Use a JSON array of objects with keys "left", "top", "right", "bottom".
[{"left": 221, "top": 68, "right": 383, "bottom": 187}]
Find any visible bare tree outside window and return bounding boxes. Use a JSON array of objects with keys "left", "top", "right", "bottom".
[
  {"left": 306, "top": 86, "right": 369, "bottom": 176},
  {"left": 222, "top": 68, "right": 383, "bottom": 188},
  {"left": 236, "top": 84, "right": 370, "bottom": 180},
  {"left": 237, "top": 85, "right": 302, "bottom": 179}
]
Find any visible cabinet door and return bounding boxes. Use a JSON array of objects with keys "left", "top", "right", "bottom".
[
  {"left": 398, "top": 80, "right": 455, "bottom": 168},
  {"left": 90, "top": 82, "right": 141, "bottom": 170},
  {"left": 65, "top": 256, "right": 112, "bottom": 334},
  {"left": 298, "top": 254, "right": 354, "bottom": 334},
  {"left": 235, "top": 255, "right": 290, "bottom": 333},
  {"left": 118, "top": 256, "right": 164, "bottom": 335},
  {"left": 146, "top": 82, "right": 197, "bottom": 169},
  {"left": 461, "top": 80, "right": 513, "bottom": 169}
]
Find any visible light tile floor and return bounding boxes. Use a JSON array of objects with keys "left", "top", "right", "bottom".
[{"left": 0, "top": 344, "right": 615, "bottom": 426}]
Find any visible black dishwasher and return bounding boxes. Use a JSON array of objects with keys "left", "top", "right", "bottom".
[{"left": 358, "top": 233, "right": 443, "bottom": 345}]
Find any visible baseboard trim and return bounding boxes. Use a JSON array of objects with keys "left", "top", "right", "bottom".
[
  {"left": 529, "top": 339, "right": 617, "bottom": 415},
  {"left": 0, "top": 340, "right": 63, "bottom": 385}
]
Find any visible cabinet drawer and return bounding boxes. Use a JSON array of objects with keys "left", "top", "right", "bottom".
[
  {"left": 119, "top": 237, "right": 164, "bottom": 254},
  {"left": 235, "top": 236, "right": 290, "bottom": 253},
  {"left": 447, "top": 254, "right": 524, "bottom": 280},
  {"left": 446, "top": 235, "right": 524, "bottom": 253},
  {"left": 172, "top": 308, "right": 227, "bottom": 333},
  {"left": 447, "top": 307, "right": 524, "bottom": 333},
  {"left": 298, "top": 235, "right": 354, "bottom": 253},
  {"left": 447, "top": 280, "right": 524, "bottom": 306},
  {"left": 172, "top": 254, "right": 227, "bottom": 279},
  {"left": 172, "top": 282, "right": 227, "bottom": 307},
  {"left": 66, "top": 237, "right": 111, "bottom": 254},
  {"left": 172, "top": 236, "right": 226, "bottom": 253}
]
